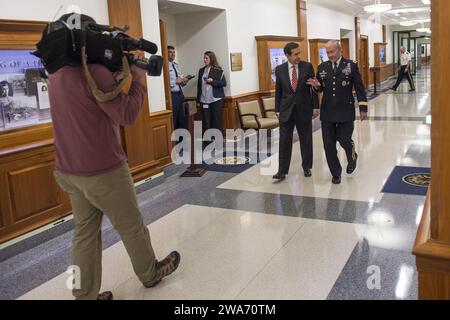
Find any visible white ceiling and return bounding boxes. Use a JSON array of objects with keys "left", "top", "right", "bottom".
[{"left": 308, "top": 0, "right": 431, "bottom": 26}]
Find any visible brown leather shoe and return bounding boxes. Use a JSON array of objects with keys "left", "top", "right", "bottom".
[
  {"left": 97, "top": 291, "right": 113, "bottom": 300},
  {"left": 144, "top": 251, "right": 181, "bottom": 288}
]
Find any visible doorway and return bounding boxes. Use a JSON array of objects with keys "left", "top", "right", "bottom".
[
  {"left": 360, "top": 35, "right": 370, "bottom": 88},
  {"left": 394, "top": 31, "right": 417, "bottom": 75}
]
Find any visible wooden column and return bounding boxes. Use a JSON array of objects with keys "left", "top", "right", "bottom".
[
  {"left": 355, "top": 17, "right": 361, "bottom": 64},
  {"left": 413, "top": 0, "right": 450, "bottom": 299},
  {"left": 160, "top": 19, "right": 172, "bottom": 110},
  {"left": 429, "top": 0, "right": 450, "bottom": 243},
  {"left": 297, "top": 0, "right": 309, "bottom": 61},
  {"left": 382, "top": 25, "right": 387, "bottom": 43},
  {"left": 107, "top": 0, "right": 161, "bottom": 181}
]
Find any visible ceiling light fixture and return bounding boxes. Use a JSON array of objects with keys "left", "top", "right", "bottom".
[
  {"left": 400, "top": 21, "right": 418, "bottom": 27},
  {"left": 364, "top": 0, "right": 393, "bottom": 13}
]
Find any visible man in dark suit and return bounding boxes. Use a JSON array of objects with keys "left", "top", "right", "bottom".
[
  {"left": 308, "top": 40, "right": 368, "bottom": 185},
  {"left": 273, "top": 42, "right": 319, "bottom": 181}
]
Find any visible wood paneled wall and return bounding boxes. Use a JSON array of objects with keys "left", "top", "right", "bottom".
[
  {"left": 150, "top": 110, "right": 173, "bottom": 169},
  {"left": 0, "top": 142, "right": 71, "bottom": 243},
  {"left": 413, "top": 0, "right": 450, "bottom": 300},
  {"left": 369, "top": 64, "right": 395, "bottom": 85},
  {"left": 0, "top": 20, "right": 69, "bottom": 244}
]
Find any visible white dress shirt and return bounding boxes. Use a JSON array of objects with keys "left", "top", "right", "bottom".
[{"left": 400, "top": 52, "right": 412, "bottom": 66}]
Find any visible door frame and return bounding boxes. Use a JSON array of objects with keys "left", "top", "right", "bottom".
[
  {"left": 159, "top": 19, "right": 172, "bottom": 110},
  {"left": 360, "top": 35, "right": 370, "bottom": 89}
]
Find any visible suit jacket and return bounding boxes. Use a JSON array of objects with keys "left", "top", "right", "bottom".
[
  {"left": 197, "top": 66, "right": 227, "bottom": 103},
  {"left": 275, "top": 61, "right": 319, "bottom": 123},
  {"left": 315, "top": 57, "right": 368, "bottom": 123}
]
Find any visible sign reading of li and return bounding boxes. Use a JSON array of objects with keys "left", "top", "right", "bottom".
[{"left": 231, "top": 52, "right": 243, "bottom": 71}]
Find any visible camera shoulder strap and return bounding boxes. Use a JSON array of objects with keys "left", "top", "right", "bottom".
[{"left": 81, "top": 46, "right": 131, "bottom": 102}]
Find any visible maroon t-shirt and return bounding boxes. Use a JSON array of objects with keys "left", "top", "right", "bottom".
[{"left": 48, "top": 65, "right": 147, "bottom": 176}]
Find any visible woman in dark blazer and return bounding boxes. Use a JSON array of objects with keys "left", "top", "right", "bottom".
[{"left": 197, "top": 51, "right": 227, "bottom": 133}]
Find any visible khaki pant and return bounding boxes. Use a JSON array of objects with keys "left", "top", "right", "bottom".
[{"left": 54, "top": 164, "right": 156, "bottom": 300}]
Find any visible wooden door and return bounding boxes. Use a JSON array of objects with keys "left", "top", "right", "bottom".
[
  {"left": 341, "top": 38, "right": 350, "bottom": 59},
  {"left": 360, "top": 35, "right": 370, "bottom": 88}
]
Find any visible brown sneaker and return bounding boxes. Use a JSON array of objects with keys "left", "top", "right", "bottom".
[
  {"left": 144, "top": 251, "right": 181, "bottom": 288},
  {"left": 97, "top": 291, "right": 113, "bottom": 300}
]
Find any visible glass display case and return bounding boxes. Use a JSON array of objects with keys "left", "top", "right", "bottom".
[
  {"left": 374, "top": 43, "right": 387, "bottom": 67},
  {"left": 0, "top": 50, "right": 51, "bottom": 132},
  {"left": 255, "top": 35, "right": 304, "bottom": 92},
  {"left": 270, "top": 48, "right": 287, "bottom": 83}
]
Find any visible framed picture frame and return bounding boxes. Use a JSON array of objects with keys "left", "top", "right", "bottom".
[{"left": 230, "top": 52, "right": 243, "bottom": 72}]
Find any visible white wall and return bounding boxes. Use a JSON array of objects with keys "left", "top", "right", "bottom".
[
  {"left": 340, "top": 29, "right": 355, "bottom": 61},
  {"left": 307, "top": 3, "right": 356, "bottom": 60},
  {"left": 174, "top": 10, "right": 230, "bottom": 98},
  {"left": 141, "top": 0, "right": 166, "bottom": 113},
  {"left": 307, "top": 3, "right": 388, "bottom": 67},
  {"left": 165, "top": 0, "right": 298, "bottom": 96},
  {"left": 0, "top": 0, "right": 109, "bottom": 24},
  {"left": 160, "top": 12, "right": 178, "bottom": 49},
  {"left": 224, "top": 0, "right": 298, "bottom": 95},
  {"left": 386, "top": 25, "right": 394, "bottom": 64}
]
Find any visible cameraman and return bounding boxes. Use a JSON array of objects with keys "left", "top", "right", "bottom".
[{"left": 49, "top": 15, "right": 180, "bottom": 300}]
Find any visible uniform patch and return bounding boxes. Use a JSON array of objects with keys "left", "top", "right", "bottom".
[
  {"left": 342, "top": 81, "right": 347, "bottom": 87},
  {"left": 342, "top": 63, "right": 352, "bottom": 76},
  {"left": 319, "top": 70, "right": 328, "bottom": 78}
]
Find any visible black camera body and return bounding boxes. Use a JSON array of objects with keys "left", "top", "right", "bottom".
[{"left": 33, "top": 15, "right": 163, "bottom": 77}]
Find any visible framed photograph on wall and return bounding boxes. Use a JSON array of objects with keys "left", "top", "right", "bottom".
[
  {"left": 36, "top": 82, "right": 50, "bottom": 110},
  {"left": 230, "top": 52, "right": 243, "bottom": 72},
  {"left": 374, "top": 43, "right": 387, "bottom": 66},
  {"left": 319, "top": 47, "right": 329, "bottom": 64},
  {"left": 270, "top": 48, "right": 287, "bottom": 83},
  {"left": 0, "top": 49, "right": 47, "bottom": 131},
  {"left": 380, "top": 47, "right": 386, "bottom": 64}
]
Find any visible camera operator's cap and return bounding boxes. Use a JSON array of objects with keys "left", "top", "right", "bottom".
[{"left": 58, "top": 13, "right": 97, "bottom": 30}]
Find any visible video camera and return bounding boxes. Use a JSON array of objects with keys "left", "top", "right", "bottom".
[{"left": 33, "top": 13, "right": 163, "bottom": 77}]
